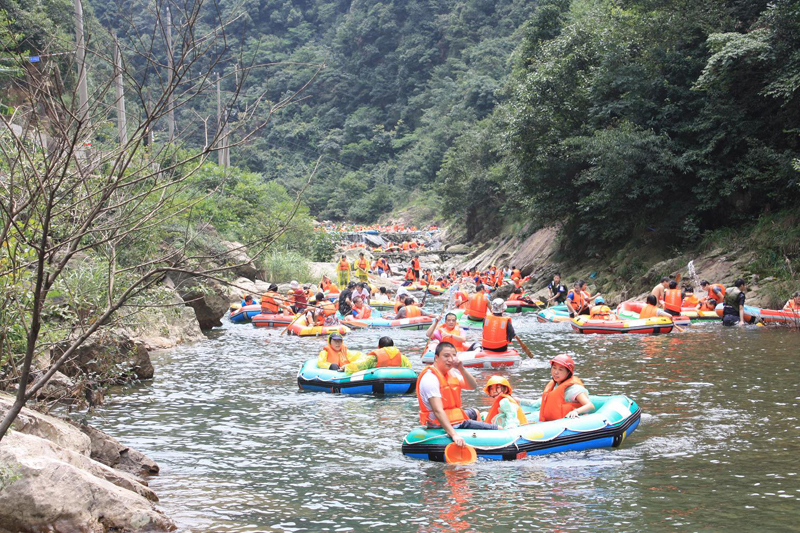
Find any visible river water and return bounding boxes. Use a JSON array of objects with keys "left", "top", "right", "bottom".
[{"left": 90, "top": 304, "right": 800, "bottom": 531}]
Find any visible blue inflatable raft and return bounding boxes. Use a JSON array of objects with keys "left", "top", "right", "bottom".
[
  {"left": 297, "top": 359, "right": 418, "bottom": 395},
  {"left": 402, "top": 394, "right": 640, "bottom": 461},
  {"left": 230, "top": 304, "right": 263, "bottom": 324}
]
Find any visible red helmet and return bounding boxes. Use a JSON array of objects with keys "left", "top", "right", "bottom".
[{"left": 549, "top": 353, "right": 575, "bottom": 374}]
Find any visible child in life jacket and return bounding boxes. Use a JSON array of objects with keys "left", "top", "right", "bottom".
[{"left": 481, "top": 376, "right": 536, "bottom": 429}]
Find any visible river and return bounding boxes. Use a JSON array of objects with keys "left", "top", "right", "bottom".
[{"left": 90, "top": 306, "right": 799, "bottom": 531}]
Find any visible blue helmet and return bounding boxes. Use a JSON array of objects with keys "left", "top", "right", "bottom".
[{"left": 594, "top": 296, "right": 605, "bottom": 305}]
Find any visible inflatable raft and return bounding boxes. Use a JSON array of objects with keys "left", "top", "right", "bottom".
[
  {"left": 252, "top": 313, "right": 294, "bottom": 328},
  {"left": 369, "top": 300, "right": 396, "bottom": 311},
  {"left": 288, "top": 316, "right": 351, "bottom": 337},
  {"left": 340, "top": 313, "right": 434, "bottom": 330},
  {"left": 402, "top": 394, "right": 640, "bottom": 462},
  {"left": 505, "top": 299, "right": 544, "bottom": 314},
  {"left": 615, "top": 302, "right": 690, "bottom": 326},
  {"left": 450, "top": 309, "right": 485, "bottom": 330},
  {"left": 296, "top": 359, "right": 417, "bottom": 395},
  {"left": 230, "top": 304, "right": 263, "bottom": 324},
  {"left": 714, "top": 303, "right": 800, "bottom": 324},
  {"left": 535, "top": 304, "right": 573, "bottom": 323},
  {"left": 571, "top": 315, "right": 674, "bottom": 334},
  {"left": 421, "top": 347, "right": 521, "bottom": 368}
]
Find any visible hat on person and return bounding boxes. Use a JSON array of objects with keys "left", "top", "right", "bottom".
[
  {"left": 290, "top": 280, "right": 299, "bottom": 289},
  {"left": 491, "top": 298, "right": 506, "bottom": 314},
  {"left": 328, "top": 332, "right": 343, "bottom": 342}
]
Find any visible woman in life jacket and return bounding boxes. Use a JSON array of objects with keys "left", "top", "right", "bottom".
[
  {"left": 682, "top": 286, "right": 699, "bottom": 308},
  {"left": 339, "top": 336, "right": 412, "bottom": 374},
  {"left": 317, "top": 333, "right": 362, "bottom": 371},
  {"left": 539, "top": 354, "right": 594, "bottom": 422},
  {"left": 482, "top": 376, "right": 532, "bottom": 430},
  {"left": 426, "top": 312, "right": 468, "bottom": 352},
  {"left": 783, "top": 291, "right": 800, "bottom": 312},
  {"left": 639, "top": 294, "right": 672, "bottom": 319}
]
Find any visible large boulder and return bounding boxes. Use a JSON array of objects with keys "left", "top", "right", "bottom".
[
  {"left": 0, "top": 392, "right": 91, "bottom": 455},
  {"left": 173, "top": 278, "right": 230, "bottom": 329},
  {"left": 220, "top": 240, "right": 260, "bottom": 280},
  {"left": 68, "top": 422, "right": 159, "bottom": 478},
  {"left": 0, "top": 432, "right": 175, "bottom": 531},
  {"left": 52, "top": 331, "right": 154, "bottom": 383}
]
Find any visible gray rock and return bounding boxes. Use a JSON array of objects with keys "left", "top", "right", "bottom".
[
  {"left": 220, "top": 240, "right": 259, "bottom": 280},
  {"left": 52, "top": 331, "right": 154, "bottom": 382},
  {"left": 68, "top": 422, "right": 159, "bottom": 478},
  {"left": 0, "top": 431, "right": 174, "bottom": 531},
  {"left": 177, "top": 278, "right": 230, "bottom": 330},
  {"left": 0, "top": 392, "right": 91, "bottom": 456}
]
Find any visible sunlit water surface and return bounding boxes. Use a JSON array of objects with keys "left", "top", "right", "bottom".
[{"left": 90, "top": 301, "right": 800, "bottom": 531}]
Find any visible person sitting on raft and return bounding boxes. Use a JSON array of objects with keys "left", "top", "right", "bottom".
[
  {"left": 417, "top": 342, "right": 498, "bottom": 446},
  {"left": 373, "top": 286, "right": 392, "bottom": 303},
  {"left": 539, "top": 354, "right": 594, "bottom": 421},
  {"left": 317, "top": 332, "right": 363, "bottom": 371},
  {"left": 306, "top": 293, "right": 338, "bottom": 326},
  {"left": 639, "top": 294, "right": 673, "bottom": 319},
  {"left": 566, "top": 281, "right": 591, "bottom": 317},
  {"left": 288, "top": 281, "right": 308, "bottom": 313},
  {"left": 351, "top": 296, "right": 373, "bottom": 319},
  {"left": 698, "top": 281, "right": 725, "bottom": 311},
  {"left": 682, "top": 286, "right": 699, "bottom": 308},
  {"left": 241, "top": 294, "right": 257, "bottom": 307},
  {"left": 465, "top": 284, "right": 490, "bottom": 322},
  {"left": 481, "top": 299, "right": 514, "bottom": 353},
  {"left": 663, "top": 280, "right": 683, "bottom": 317},
  {"left": 482, "top": 376, "right": 537, "bottom": 429},
  {"left": 261, "top": 284, "right": 290, "bottom": 315},
  {"left": 783, "top": 291, "right": 800, "bottom": 312},
  {"left": 589, "top": 296, "right": 614, "bottom": 320},
  {"left": 651, "top": 277, "right": 670, "bottom": 307},
  {"left": 338, "top": 336, "right": 412, "bottom": 373},
  {"left": 426, "top": 312, "right": 468, "bottom": 352},
  {"left": 395, "top": 297, "right": 432, "bottom": 319}
]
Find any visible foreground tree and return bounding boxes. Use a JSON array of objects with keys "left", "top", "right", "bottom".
[{"left": 0, "top": 0, "right": 321, "bottom": 440}]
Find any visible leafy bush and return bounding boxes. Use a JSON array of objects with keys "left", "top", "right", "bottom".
[
  {"left": 311, "top": 232, "right": 337, "bottom": 262},
  {"left": 259, "top": 250, "right": 313, "bottom": 284}
]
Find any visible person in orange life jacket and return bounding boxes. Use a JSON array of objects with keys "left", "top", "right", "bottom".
[
  {"left": 639, "top": 294, "right": 672, "bottom": 319},
  {"left": 355, "top": 252, "right": 370, "bottom": 282},
  {"left": 320, "top": 275, "right": 339, "bottom": 295},
  {"left": 340, "top": 336, "right": 412, "bottom": 373},
  {"left": 651, "top": 277, "right": 670, "bottom": 306},
  {"left": 511, "top": 286, "right": 536, "bottom": 305},
  {"left": 539, "top": 354, "right": 594, "bottom": 422},
  {"left": 426, "top": 312, "right": 468, "bottom": 352},
  {"left": 510, "top": 266, "right": 522, "bottom": 283},
  {"left": 454, "top": 289, "right": 469, "bottom": 309},
  {"left": 317, "top": 333, "right": 363, "bottom": 371},
  {"left": 465, "top": 284, "right": 490, "bottom": 321},
  {"left": 403, "top": 267, "right": 416, "bottom": 286},
  {"left": 663, "top": 280, "right": 683, "bottom": 317},
  {"left": 783, "top": 291, "right": 800, "bottom": 311},
  {"left": 288, "top": 280, "right": 308, "bottom": 313},
  {"left": 722, "top": 278, "right": 752, "bottom": 327},
  {"left": 682, "top": 286, "right": 700, "bottom": 308},
  {"left": 260, "top": 284, "right": 285, "bottom": 314},
  {"left": 480, "top": 299, "right": 514, "bottom": 352},
  {"left": 566, "top": 281, "right": 590, "bottom": 317},
  {"left": 547, "top": 273, "right": 568, "bottom": 304},
  {"left": 351, "top": 296, "right": 373, "bottom": 319},
  {"left": 337, "top": 255, "right": 351, "bottom": 287},
  {"left": 589, "top": 296, "right": 614, "bottom": 320},
  {"left": 306, "top": 293, "right": 338, "bottom": 326},
  {"left": 417, "top": 343, "right": 498, "bottom": 444},
  {"left": 412, "top": 256, "right": 421, "bottom": 281},
  {"left": 395, "top": 297, "right": 432, "bottom": 319},
  {"left": 481, "top": 376, "right": 536, "bottom": 429},
  {"left": 338, "top": 282, "right": 356, "bottom": 316},
  {"left": 697, "top": 280, "right": 724, "bottom": 311}
]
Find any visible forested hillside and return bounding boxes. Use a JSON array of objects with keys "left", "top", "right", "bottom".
[{"left": 3, "top": 0, "right": 798, "bottom": 253}]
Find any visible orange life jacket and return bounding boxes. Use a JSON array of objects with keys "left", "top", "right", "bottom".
[
  {"left": 356, "top": 258, "right": 368, "bottom": 272},
  {"left": 511, "top": 269, "right": 522, "bottom": 281},
  {"left": 417, "top": 366, "right": 467, "bottom": 427},
  {"left": 369, "top": 347, "right": 403, "bottom": 368},
  {"left": 422, "top": 273, "right": 431, "bottom": 286},
  {"left": 683, "top": 295, "right": 699, "bottom": 307},
  {"left": 405, "top": 268, "right": 416, "bottom": 281},
  {"left": 455, "top": 291, "right": 468, "bottom": 309},
  {"left": 412, "top": 258, "right": 420, "bottom": 270},
  {"left": 539, "top": 376, "right": 585, "bottom": 422},
  {"left": 466, "top": 293, "right": 488, "bottom": 320},
  {"left": 567, "top": 290, "right": 586, "bottom": 312},
  {"left": 354, "top": 305, "right": 372, "bottom": 319},
  {"left": 405, "top": 305, "right": 422, "bottom": 318},
  {"left": 322, "top": 344, "right": 349, "bottom": 367},
  {"left": 639, "top": 303, "right": 659, "bottom": 319},
  {"left": 708, "top": 283, "right": 726, "bottom": 302},
  {"left": 589, "top": 305, "right": 613, "bottom": 320},
  {"left": 338, "top": 259, "right": 350, "bottom": 272},
  {"left": 784, "top": 299, "right": 800, "bottom": 311},
  {"left": 664, "top": 289, "right": 683, "bottom": 313},
  {"left": 436, "top": 324, "right": 466, "bottom": 351},
  {"left": 394, "top": 300, "right": 404, "bottom": 313},
  {"left": 409, "top": 241, "right": 418, "bottom": 249},
  {"left": 482, "top": 314, "right": 510, "bottom": 350},
  {"left": 486, "top": 394, "right": 528, "bottom": 425},
  {"left": 402, "top": 241, "right": 410, "bottom": 251},
  {"left": 321, "top": 302, "right": 336, "bottom": 317},
  {"left": 260, "top": 292, "right": 280, "bottom": 314}
]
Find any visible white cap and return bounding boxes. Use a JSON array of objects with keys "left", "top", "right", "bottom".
[{"left": 290, "top": 280, "right": 299, "bottom": 289}]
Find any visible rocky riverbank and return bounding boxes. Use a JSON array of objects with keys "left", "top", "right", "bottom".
[{"left": 0, "top": 392, "right": 175, "bottom": 531}]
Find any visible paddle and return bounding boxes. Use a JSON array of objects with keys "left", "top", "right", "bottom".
[
  {"left": 514, "top": 335, "right": 534, "bottom": 359},
  {"left": 444, "top": 442, "right": 477, "bottom": 465}
]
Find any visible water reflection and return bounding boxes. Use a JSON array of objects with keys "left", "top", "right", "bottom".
[{"left": 90, "top": 303, "right": 800, "bottom": 530}]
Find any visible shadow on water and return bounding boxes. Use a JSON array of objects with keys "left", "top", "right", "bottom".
[{"left": 91, "top": 301, "right": 800, "bottom": 531}]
